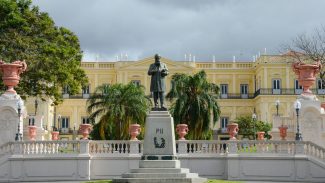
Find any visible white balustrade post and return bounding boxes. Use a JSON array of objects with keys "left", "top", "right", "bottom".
[
  {"left": 228, "top": 141, "right": 238, "bottom": 154},
  {"left": 13, "top": 142, "right": 22, "bottom": 156},
  {"left": 80, "top": 140, "right": 90, "bottom": 155},
  {"left": 295, "top": 141, "right": 305, "bottom": 155},
  {"left": 178, "top": 140, "right": 188, "bottom": 155},
  {"left": 129, "top": 140, "right": 140, "bottom": 155}
]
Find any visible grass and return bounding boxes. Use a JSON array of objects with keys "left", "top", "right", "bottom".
[
  {"left": 205, "top": 180, "right": 243, "bottom": 183},
  {"left": 84, "top": 180, "right": 243, "bottom": 183}
]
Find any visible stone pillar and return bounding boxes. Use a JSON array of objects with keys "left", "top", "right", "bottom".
[
  {"left": 177, "top": 140, "right": 188, "bottom": 155},
  {"left": 0, "top": 94, "right": 27, "bottom": 146},
  {"left": 129, "top": 140, "right": 140, "bottom": 155}
]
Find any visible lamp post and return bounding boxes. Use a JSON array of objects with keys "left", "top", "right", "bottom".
[
  {"left": 252, "top": 113, "right": 257, "bottom": 140},
  {"left": 15, "top": 101, "right": 22, "bottom": 141},
  {"left": 53, "top": 114, "right": 61, "bottom": 132},
  {"left": 34, "top": 98, "right": 38, "bottom": 115},
  {"left": 73, "top": 122, "right": 77, "bottom": 140},
  {"left": 294, "top": 99, "right": 302, "bottom": 141},
  {"left": 275, "top": 99, "right": 280, "bottom": 116}
]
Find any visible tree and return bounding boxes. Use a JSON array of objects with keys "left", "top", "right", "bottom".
[
  {"left": 87, "top": 83, "right": 151, "bottom": 140},
  {"left": 0, "top": 0, "right": 88, "bottom": 104},
  {"left": 166, "top": 70, "right": 221, "bottom": 140},
  {"left": 236, "top": 116, "right": 272, "bottom": 140},
  {"left": 284, "top": 26, "right": 325, "bottom": 84}
]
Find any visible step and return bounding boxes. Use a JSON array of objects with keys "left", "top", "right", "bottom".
[
  {"left": 122, "top": 172, "right": 199, "bottom": 178},
  {"left": 112, "top": 177, "right": 207, "bottom": 183},
  {"left": 139, "top": 160, "right": 180, "bottom": 168},
  {"left": 129, "top": 168, "right": 190, "bottom": 174}
]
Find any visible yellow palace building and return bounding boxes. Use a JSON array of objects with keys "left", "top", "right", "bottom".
[{"left": 23, "top": 54, "right": 325, "bottom": 140}]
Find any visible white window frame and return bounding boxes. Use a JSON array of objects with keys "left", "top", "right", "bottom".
[
  {"left": 63, "top": 85, "right": 70, "bottom": 98},
  {"left": 240, "top": 84, "right": 248, "bottom": 98},
  {"left": 220, "top": 117, "right": 229, "bottom": 133},
  {"left": 28, "top": 117, "right": 35, "bottom": 126},
  {"left": 82, "top": 85, "right": 90, "bottom": 98},
  {"left": 272, "top": 79, "right": 281, "bottom": 94},
  {"left": 61, "top": 117, "right": 69, "bottom": 129},
  {"left": 82, "top": 117, "right": 90, "bottom": 124},
  {"left": 131, "top": 80, "right": 141, "bottom": 87},
  {"left": 220, "top": 84, "right": 228, "bottom": 99},
  {"left": 317, "top": 79, "right": 325, "bottom": 94},
  {"left": 294, "top": 79, "right": 303, "bottom": 94}
]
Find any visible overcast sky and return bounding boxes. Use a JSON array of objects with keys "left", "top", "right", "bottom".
[{"left": 32, "top": 0, "right": 325, "bottom": 62}]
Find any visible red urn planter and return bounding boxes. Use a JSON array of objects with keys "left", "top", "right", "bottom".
[
  {"left": 292, "top": 61, "right": 321, "bottom": 95},
  {"left": 257, "top": 131, "right": 265, "bottom": 140},
  {"left": 129, "top": 124, "right": 141, "bottom": 140},
  {"left": 278, "top": 125, "right": 288, "bottom": 140},
  {"left": 28, "top": 126, "right": 37, "bottom": 141},
  {"left": 227, "top": 123, "right": 239, "bottom": 140},
  {"left": 0, "top": 60, "right": 27, "bottom": 94},
  {"left": 321, "top": 102, "right": 325, "bottom": 110},
  {"left": 80, "top": 124, "right": 92, "bottom": 140},
  {"left": 176, "top": 124, "right": 189, "bottom": 140},
  {"left": 51, "top": 131, "right": 60, "bottom": 140}
]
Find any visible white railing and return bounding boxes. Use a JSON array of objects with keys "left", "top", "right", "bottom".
[
  {"left": 89, "top": 140, "right": 143, "bottom": 156},
  {"left": 14, "top": 140, "right": 80, "bottom": 155},
  {"left": 305, "top": 141, "right": 325, "bottom": 161},
  {"left": 0, "top": 140, "right": 324, "bottom": 162},
  {"left": 177, "top": 140, "right": 228, "bottom": 155},
  {"left": 236, "top": 140, "right": 296, "bottom": 154},
  {"left": 0, "top": 142, "right": 14, "bottom": 158}
]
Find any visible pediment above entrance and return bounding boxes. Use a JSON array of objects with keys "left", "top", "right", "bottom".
[{"left": 117, "top": 56, "right": 195, "bottom": 72}]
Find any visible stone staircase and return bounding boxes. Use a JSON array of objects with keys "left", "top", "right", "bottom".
[{"left": 113, "top": 160, "right": 207, "bottom": 183}]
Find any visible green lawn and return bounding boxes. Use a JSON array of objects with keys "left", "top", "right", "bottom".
[
  {"left": 85, "top": 180, "right": 243, "bottom": 183},
  {"left": 205, "top": 180, "right": 243, "bottom": 183}
]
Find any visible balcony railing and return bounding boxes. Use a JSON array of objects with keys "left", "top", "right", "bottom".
[
  {"left": 253, "top": 88, "right": 325, "bottom": 96},
  {"left": 220, "top": 93, "right": 255, "bottom": 99},
  {"left": 59, "top": 128, "right": 74, "bottom": 134},
  {"left": 61, "top": 88, "right": 325, "bottom": 100},
  {"left": 62, "top": 93, "right": 94, "bottom": 99}
]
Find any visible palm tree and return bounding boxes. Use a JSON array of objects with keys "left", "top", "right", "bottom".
[
  {"left": 87, "top": 83, "right": 151, "bottom": 140},
  {"left": 166, "top": 70, "right": 220, "bottom": 140}
]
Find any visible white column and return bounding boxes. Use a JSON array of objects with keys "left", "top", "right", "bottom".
[
  {"left": 264, "top": 68, "right": 268, "bottom": 88},
  {"left": 232, "top": 74, "right": 236, "bottom": 93},
  {"left": 286, "top": 67, "right": 290, "bottom": 88}
]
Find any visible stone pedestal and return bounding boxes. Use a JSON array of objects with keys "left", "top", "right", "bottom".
[
  {"left": 0, "top": 93, "right": 26, "bottom": 146},
  {"left": 298, "top": 99, "right": 325, "bottom": 147},
  {"left": 113, "top": 111, "right": 206, "bottom": 183}
]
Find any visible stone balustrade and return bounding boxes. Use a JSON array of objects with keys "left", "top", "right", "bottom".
[
  {"left": 0, "top": 142, "right": 14, "bottom": 158},
  {"left": 0, "top": 140, "right": 324, "bottom": 162},
  {"left": 1, "top": 140, "right": 325, "bottom": 182},
  {"left": 89, "top": 140, "right": 143, "bottom": 156}
]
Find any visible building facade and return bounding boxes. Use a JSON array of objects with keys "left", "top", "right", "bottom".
[{"left": 23, "top": 54, "right": 325, "bottom": 140}]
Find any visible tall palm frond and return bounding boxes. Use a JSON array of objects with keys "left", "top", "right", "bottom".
[
  {"left": 87, "top": 83, "right": 151, "bottom": 140},
  {"left": 166, "top": 70, "right": 220, "bottom": 140}
]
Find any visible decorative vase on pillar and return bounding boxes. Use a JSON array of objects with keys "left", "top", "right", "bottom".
[
  {"left": 51, "top": 131, "right": 59, "bottom": 140},
  {"left": 278, "top": 125, "right": 288, "bottom": 140},
  {"left": 0, "top": 60, "right": 27, "bottom": 94},
  {"left": 227, "top": 123, "right": 239, "bottom": 140},
  {"left": 129, "top": 124, "right": 141, "bottom": 140},
  {"left": 292, "top": 61, "right": 321, "bottom": 96},
  {"left": 28, "top": 126, "right": 37, "bottom": 141},
  {"left": 321, "top": 102, "right": 325, "bottom": 110},
  {"left": 176, "top": 124, "right": 189, "bottom": 140},
  {"left": 80, "top": 124, "right": 92, "bottom": 140},
  {"left": 257, "top": 131, "right": 265, "bottom": 140}
]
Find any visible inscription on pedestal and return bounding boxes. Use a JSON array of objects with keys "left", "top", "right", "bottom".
[{"left": 143, "top": 111, "right": 176, "bottom": 158}]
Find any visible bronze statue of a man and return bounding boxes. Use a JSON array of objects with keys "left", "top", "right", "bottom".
[{"left": 148, "top": 54, "right": 169, "bottom": 110}]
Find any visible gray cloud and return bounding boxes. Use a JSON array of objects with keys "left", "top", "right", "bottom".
[{"left": 32, "top": 0, "right": 325, "bottom": 61}]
